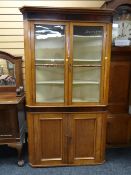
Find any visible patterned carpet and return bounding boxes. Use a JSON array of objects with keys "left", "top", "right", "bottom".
[{"left": 0, "top": 145, "right": 131, "bottom": 175}]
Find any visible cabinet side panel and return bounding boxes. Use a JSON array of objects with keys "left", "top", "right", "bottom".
[
  {"left": 27, "top": 113, "right": 35, "bottom": 165},
  {"left": 24, "top": 21, "right": 33, "bottom": 105}
]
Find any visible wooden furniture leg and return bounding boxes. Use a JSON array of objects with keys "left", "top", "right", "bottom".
[{"left": 8, "top": 143, "right": 24, "bottom": 166}]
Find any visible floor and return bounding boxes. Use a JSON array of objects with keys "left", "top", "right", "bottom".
[{"left": 0, "top": 145, "right": 131, "bottom": 175}]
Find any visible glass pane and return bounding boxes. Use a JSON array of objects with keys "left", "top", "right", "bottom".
[
  {"left": 72, "top": 67, "right": 101, "bottom": 102},
  {"left": 36, "top": 84, "right": 64, "bottom": 103},
  {"left": 72, "top": 26, "right": 103, "bottom": 103},
  {"left": 73, "top": 84, "right": 100, "bottom": 102},
  {"left": 35, "top": 24, "right": 65, "bottom": 103},
  {"left": 73, "top": 26, "right": 103, "bottom": 65},
  {"left": 0, "top": 58, "right": 16, "bottom": 86},
  {"left": 36, "top": 66, "right": 64, "bottom": 82},
  {"left": 73, "top": 67, "right": 100, "bottom": 82},
  {"left": 35, "top": 24, "right": 65, "bottom": 63}
]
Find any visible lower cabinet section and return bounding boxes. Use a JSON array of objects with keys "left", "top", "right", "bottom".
[
  {"left": 27, "top": 112, "right": 106, "bottom": 167},
  {"left": 107, "top": 114, "right": 131, "bottom": 147}
]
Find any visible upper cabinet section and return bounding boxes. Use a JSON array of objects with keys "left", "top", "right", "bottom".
[{"left": 20, "top": 7, "right": 113, "bottom": 106}]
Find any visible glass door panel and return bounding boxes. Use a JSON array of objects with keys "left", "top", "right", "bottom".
[
  {"left": 35, "top": 24, "right": 65, "bottom": 103},
  {"left": 73, "top": 67, "right": 101, "bottom": 82},
  {"left": 73, "top": 67, "right": 101, "bottom": 102},
  {"left": 73, "top": 84, "right": 100, "bottom": 102},
  {"left": 72, "top": 25, "right": 104, "bottom": 103},
  {"left": 73, "top": 26, "right": 103, "bottom": 64}
]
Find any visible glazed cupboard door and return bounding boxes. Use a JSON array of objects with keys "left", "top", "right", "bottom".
[
  {"left": 68, "top": 113, "right": 106, "bottom": 164},
  {"left": 69, "top": 23, "right": 110, "bottom": 105},
  {"left": 28, "top": 113, "right": 67, "bottom": 166},
  {"left": 31, "top": 22, "right": 69, "bottom": 105},
  {"left": 30, "top": 22, "right": 110, "bottom": 106}
]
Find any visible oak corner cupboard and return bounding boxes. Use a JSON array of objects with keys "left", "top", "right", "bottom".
[{"left": 20, "top": 6, "right": 113, "bottom": 167}]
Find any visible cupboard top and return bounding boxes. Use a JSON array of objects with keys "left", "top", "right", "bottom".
[{"left": 20, "top": 6, "right": 114, "bottom": 22}]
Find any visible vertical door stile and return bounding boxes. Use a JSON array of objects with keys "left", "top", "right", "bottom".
[
  {"left": 67, "top": 113, "right": 74, "bottom": 164},
  {"left": 100, "top": 24, "right": 107, "bottom": 104},
  {"left": 63, "top": 113, "right": 68, "bottom": 163},
  {"left": 68, "top": 23, "right": 73, "bottom": 105},
  {"left": 65, "top": 24, "right": 70, "bottom": 105},
  {"left": 30, "top": 22, "right": 36, "bottom": 105},
  {"left": 104, "top": 24, "right": 112, "bottom": 104}
]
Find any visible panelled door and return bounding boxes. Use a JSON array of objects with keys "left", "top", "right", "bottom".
[
  {"left": 68, "top": 113, "right": 106, "bottom": 164},
  {"left": 33, "top": 113, "right": 67, "bottom": 166},
  {"left": 30, "top": 112, "right": 106, "bottom": 166}
]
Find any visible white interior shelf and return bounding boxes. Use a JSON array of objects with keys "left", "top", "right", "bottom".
[
  {"left": 73, "top": 59, "right": 101, "bottom": 62},
  {"left": 74, "top": 35, "right": 103, "bottom": 38},
  {"left": 36, "top": 58, "right": 64, "bottom": 61},
  {"left": 72, "top": 98, "right": 99, "bottom": 102},
  {"left": 35, "top": 58, "right": 101, "bottom": 62},
  {"left": 73, "top": 81, "right": 99, "bottom": 85},
  {"left": 36, "top": 81, "right": 64, "bottom": 84}
]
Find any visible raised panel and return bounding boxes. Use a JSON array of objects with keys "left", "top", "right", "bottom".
[
  {"left": 40, "top": 119, "right": 62, "bottom": 159},
  {"left": 33, "top": 113, "right": 66, "bottom": 166},
  {"left": 74, "top": 118, "right": 95, "bottom": 158}
]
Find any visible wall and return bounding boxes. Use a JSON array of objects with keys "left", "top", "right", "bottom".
[{"left": 0, "top": 0, "right": 105, "bottom": 83}]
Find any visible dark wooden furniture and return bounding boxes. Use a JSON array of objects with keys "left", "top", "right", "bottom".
[
  {"left": 102, "top": 0, "right": 131, "bottom": 147},
  {"left": 20, "top": 6, "right": 113, "bottom": 167},
  {"left": 0, "top": 51, "right": 26, "bottom": 166}
]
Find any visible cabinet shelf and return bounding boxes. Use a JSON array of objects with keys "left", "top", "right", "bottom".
[
  {"left": 74, "top": 59, "right": 101, "bottom": 62},
  {"left": 74, "top": 35, "right": 102, "bottom": 38},
  {"left": 36, "top": 81, "right": 99, "bottom": 85},
  {"left": 72, "top": 97, "right": 99, "bottom": 102},
  {"left": 36, "top": 58, "right": 64, "bottom": 61},
  {"left": 36, "top": 81, "right": 64, "bottom": 84},
  {"left": 35, "top": 64, "right": 64, "bottom": 67},
  {"left": 73, "top": 81, "right": 99, "bottom": 85},
  {"left": 36, "top": 58, "right": 101, "bottom": 62}
]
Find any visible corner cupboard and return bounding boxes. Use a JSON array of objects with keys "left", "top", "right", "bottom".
[{"left": 20, "top": 7, "right": 113, "bottom": 167}]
